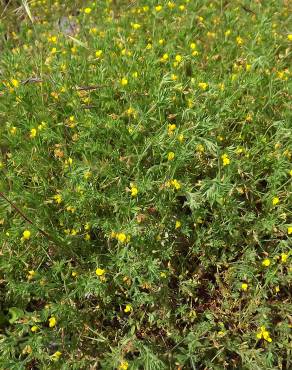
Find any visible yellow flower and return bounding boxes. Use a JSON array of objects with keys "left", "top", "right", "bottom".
[
  {"left": 161, "top": 53, "right": 169, "bottom": 62},
  {"left": 171, "top": 74, "right": 178, "bottom": 81},
  {"left": 53, "top": 194, "right": 62, "bottom": 204},
  {"left": 175, "top": 54, "right": 182, "bottom": 63},
  {"left": 95, "top": 268, "right": 105, "bottom": 276},
  {"left": 246, "top": 64, "right": 251, "bottom": 72},
  {"left": 256, "top": 326, "right": 272, "bottom": 342},
  {"left": 30, "top": 128, "right": 37, "bottom": 138},
  {"left": 48, "top": 316, "right": 57, "bottom": 328},
  {"left": 117, "top": 233, "right": 127, "bottom": 243},
  {"left": 175, "top": 220, "right": 181, "bottom": 229},
  {"left": 272, "top": 197, "right": 279, "bottom": 206},
  {"left": 236, "top": 36, "right": 243, "bottom": 45},
  {"left": 171, "top": 179, "right": 181, "bottom": 190},
  {"left": 241, "top": 283, "right": 248, "bottom": 291},
  {"left": 287, "top": 34, "right": 292, "bottom": 41},
  {"left": 124, "top": 304, "right": 132, "bottom": 313},
  {"left": 158, "top": 39, "right": 165, "bottom": 45},
  {"left": 84, "top": 7, "right": 91, "bottom": 14},
  {"left": 198, "top": 82, "right": 208, "bottom": 90},
  {"left": 221, "top": 153, "right": 230, "bottom": 166},
  {"left": 168, "top": 123, "right": 176, "bottom": 135},
  {"left": 51, "top": 351, "right": 62, "bottom": 361},
  {"left": 288, "top": 226, "right": 292, "bottom": 234},
  {"left": 130, "top": 186, "right": 138, "bottom": 197},
  {"left": 179, "top": 5, "right": 185, "bottom": 11},
  {"left": 167, "top": 1, "right": 176, "bottom": 9},
  {"left": 160, "top": 272, "right": 167, "bottom": 278},
  {"left": 262, "top": 258, "right": 270, "bottom": 267},
  {"left": 71, "top": 271, "right": 78, "bottom": 277},
  {"left": 225, "top": 29, "right": 231, "bottom": 36},
  {"left": 167, "top": 152, "right": 175, "bottom": 161},
  {"left": 131, "top": 23, "right": 141, "bottom": 30},
  {"left": 281, "top": 253, "right": 288, "bottom": 263},
  {"left": 121, "top": 78, "right": 128, "bottom": 86},
  {"left": 28, "top": 270, "right": 36, "bottom": 280},
  {"left": 132, "top": 71, "right": 138, "bottom": 78},
  {"left": 119, "top": 361, "right": 129, "bottom": 370},
  {"left": 10, "top": 126, "right": 17, "bottom": 134},
  {"left": 11, "top": 79, "right": 19, "bottom": 88},
  {"left": 196, "top": 144, "right": 204, "bottom": 153},
  {"left": 31, "top": 325, "right": 38, "bottom": 332},
  {"left": 84, "top": 233, "right": 91, "bottom": 241},
  {"left": 155, "top": 5, "right": 162, "bottom": 12},
  {"left": 95, "top": 50, "right": 103, "bottom": 58},
  {"left": 22, "top": 230, "right": 31, "bottom": 240},
  {"left": 178, "top": 134, "right": 184, "bottom": 143}
]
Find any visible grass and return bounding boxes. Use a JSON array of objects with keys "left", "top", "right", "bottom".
[{"left": 0, "top": 0, "right": 291, "bottom": 369}]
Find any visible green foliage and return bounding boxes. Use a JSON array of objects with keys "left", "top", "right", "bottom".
[{"left": 0, "top": 0, "right": 291, "bottom": 369}]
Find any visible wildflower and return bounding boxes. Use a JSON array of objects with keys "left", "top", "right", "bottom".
[
  {"left": 161, "top": 53, "right": 169, "bottom": 62},
  {"left": 288, "top": 226, "right": 292, "bottom": 234},
  {"left": 167, "top": 1, "right": 175, "bottom": 9},
  {"left": 131, "top": 23, "right": 141, "bottom": 30},
  {"left": 246, "top": 64, "right": 251, "bottom": 72},
  {"left": 272, "top": 197, "right": 279, "bottom": 206},
  {"left": 168, "top": 123, "right": 176, "bottom": 135},
  {"left": 121, "top": 77, "right": 128, "bottom": 86},
  {"left": 225, "top": 29, "right": 231, "bottom": 36},
  {"left": 241, "top": 283, "right": 248, "bottom": 291},
  {"left": 84, "top": 233, "right": 91, "bottom": 241},
  {"left": 155, "top": 5, "right": 162, "bottom": 12},
  {"left": 221, "top": 153, "right": 230, "bottom": 166},
  {"left": 160, "top": 272, "right": 167, "bottom": 278},
  {"left": 175, "top": 220, "right": 181, "bottom": 229},
  {"left": 31, "top": 325, "right": 38, "bottom": 332},
  {"left": 288, "top": 34, "right": 292, "bottom": 41},
  {"left": 179, "top": 5, "right": 185, "bottom": 11},
  {"left": 96, "top": 268, "right": 105, "bottom": 276},
  {"left": 281, "top": 253, "right": 288, "bottom": 263},
  {"left": 146, "top": 43, "right": 152, "bottom": 50},
  {"left": 132, "top": 71, "right": 138, "bottom": 78},
  {"left": 171, "top": 74, "right": 178, "bottom": 81},
  {"left": 27, "top": 270, "right": 36, "bottom": 280},
  {"left": 71, "top": 271, "right": 78, "bottom": 277},
  {"left": 124, "top": 304, "right": 132, "bottom": 313},
  {"left": 30, "top": 128, "right": 37, "bottom": 138},
  {"left": 167, "top": 179, "right": 181, "bottom": 190},
  {"left": 117, "top": 233, "right": 127, "bottom": 243},
  {"left": 236, "top": 36, "right": 243, "bottom": 45},
  {"left": 262, "top": 258, "right": 270, "bottom": 267},
  {"left": 22, "top": 230, "right": 31, "bottom": 240},
  {"left": 95, "top": 50, "right": 103, "bottom": 58},
  {"left": 130, "top": 186, "right": 138, "bottom": 197},
  {"left": 158, "top": 39, "right": 165, "bottom": 45},
  {"left": 175, "top": 54, "right": 182, "bottom": 63},
  {"left": 167, "top": 152, "right": 175, "bottom": 161},
  {"left": 51, "top": 351, "right": 62, "bottom": 361},
  {"left": 10, "top": 126, "right": 17, "bottom": 134},
  {"left": 198, "top": 82, "right": 208, "bottom": 90},
  {"left": 84, "top": 7, "right": 92, "bottom": 14},
  {"left": 53, "top": 194, "right": 62, "bottom": 204},
  {"left": 256, "top": 326, "right": 272, "bottom": 342},
  {"left": 119, "top": 361, "right": 129, "bottom": 370},
  {"left": 190, "top": 42, "right": 196, "bottom": 50},
  {"left": 48, "top": 316, "right": 57, "bottom": 328},
  {"left": 275, "top": 286, "right": 280, "bottom": 293},
  {"left": 196, "top": 144, "right": 204, "bottom": 153}
]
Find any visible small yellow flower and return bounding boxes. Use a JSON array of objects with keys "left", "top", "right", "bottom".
[
  {"left": 130, "top": 186, "right": 138, "bottom": 197},
  {"left": 95, "top": 50, "right": 103, "bottom": 58},
  {"left": 225, "top": 29, "right": 231, "bottom": 36},
  {"left": 178, "top": 134, "right": 184, "bottom": 143},
  {"left": 198, "top": 82, "right": 208, "bottom": 90},
  {"left": 158, "top": 39, "right": 165, "bottom": 45},
  {"left": 95, "top": 268, "right": 105, "bottom": 276},
  {"left": 256, "top": 326, "right": 272, "bottom": 342},
  {"left": 84, "top": 233, "right": 91, "bottom": 241},
  {"left": 287, "top": 34, "right": 292, "bottom": 41},
  {"left": 117, "top": 233, "right": 127, "bottom": 243},
  {"left": 262, "top": 258, "right": 271, "bottom": 267},
  {"left": 119, "top": 361, "right": 129, "bottom": 370},
  {"left": 221, "top": 153, "right": 230, "bottom": 166},
  {"left": 84, "top": 7, "right": 92, "bottom": 14},
  {"left": 22, "top": 230, "right": 31, "bottom": 240},
  {"left": 51, "top": 351, "right": 62, "bottom": 361},
  {"left": 167, "top": 1, "right": 175, "bottom": 9},
  {"left": 241, "top": 283, "right": 248, "bottom": 291},
  {"left": 48, "top": 316, "right": 57, "bottom": 328},
  {"left": 155, "top": 5, "right": 162, "bottom": 12},
  {"left": 124, "top": 304, "right": 132, "bottom": 313},
  {"left": 236, "top": 36, "right": 243, "bottom": 45},
  {"left": 190, "top": 42, "right": 196, "bottom": 50},
  {"left": 11, "top": 79, "right": 20, "bottom": 88},
  {"left": 121, "top": 78, "right": 128, "bottom": 86},
  {"left": 175, "top": 54, "right": 182, "bottom": 63},
  {"left": 161, "top": 53, "right": 169, "bottom": 62},
  {"left": 288, "top": 226, "right": 292, "bottom": 234},
  {"left": 30, "top": 128, "right": 37, "bottom": 138},
  {"left": 171, "top": 179, "right": 181, "bottom": 190},
  {"left": 168, "top": 123, "right": 176, "bottom": 135},
  {"left": 31, "top": 325, "right": 38, "bottom": 332},
  {"left": 175, "top": 220, "right": 181, "bottom": 229},
  {"left": 53, "top": 194, "right": 62, "bottom": 204},
  {"left": 131, "top": 23, "right": 141, "bottom": 30},
  {"left": 272, "top": 197, "right": 279, "bottom": 206},
  {"left": 27, "top": 270, "right": 36, "bottom": 280},
  {"left": 167, "top": 151, "right": 175, "bottom": 161},
  {"left": 71, "top": 271, "right": 78, "bottom": 277},
  {"left": 281, "top": 253, "right": 288, "bottom": 263},
  {"left": 160, "top": 272, "right": 167, "bottom": 278},
  {"left": 171, "top": 74, "right": 178, "bottom": 81}
]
